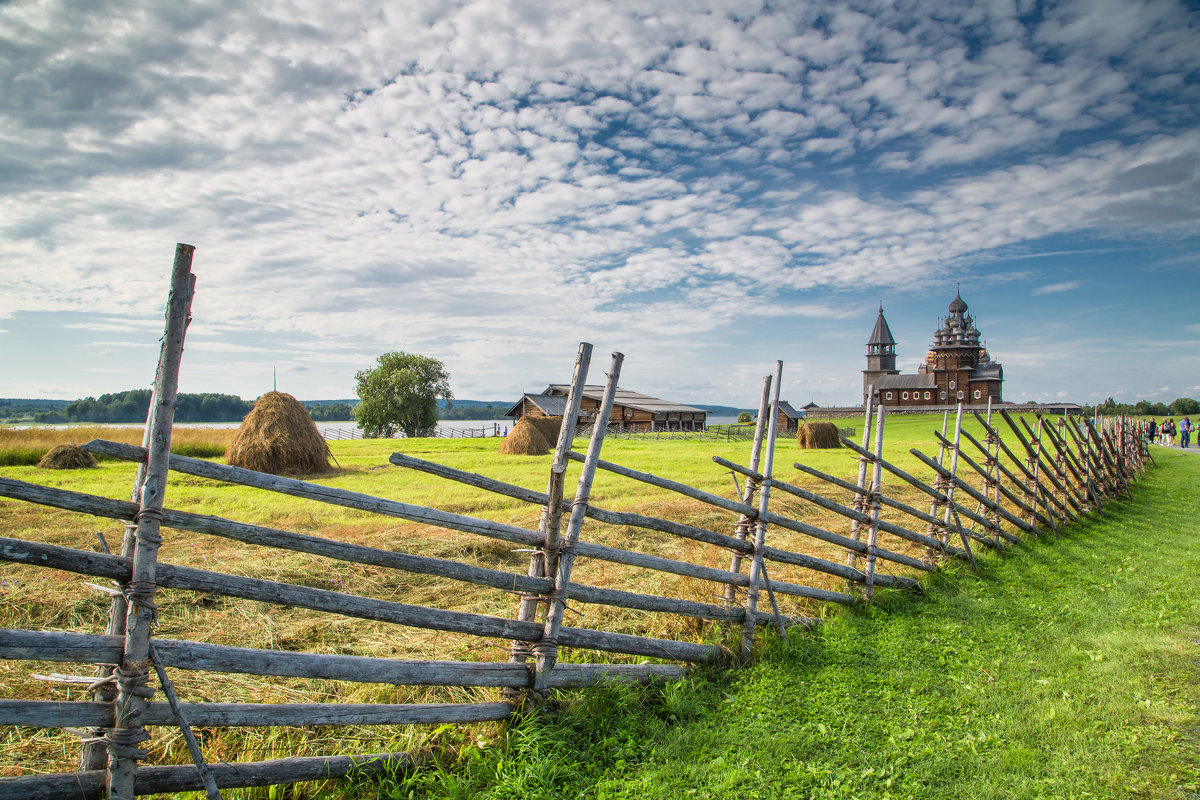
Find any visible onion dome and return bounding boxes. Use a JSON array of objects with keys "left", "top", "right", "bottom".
[{"left": 949, "top": 291, "right": 968, "bottom": 315}]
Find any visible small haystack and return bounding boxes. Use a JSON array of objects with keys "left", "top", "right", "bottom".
[
  {"left": 227, "top": 391, "right": 333, "bottom": 475},
  {"left": 797, "top": 422, "right": 841, "bottom": 449},
  {"left": 38, "top": 444, "right": 97, "bottom": 470},
  {"left": 499, "top": 418, "right": 551, "bottom": 456}
]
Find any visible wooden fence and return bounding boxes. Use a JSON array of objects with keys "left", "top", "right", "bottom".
[{"left": 0, "top": 245, "right": 1150, "bottom": 799}]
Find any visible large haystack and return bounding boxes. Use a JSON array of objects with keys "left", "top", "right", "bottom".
[
  {"left": 499, "top": 418, "right": 551, "bottom": 456},
  {"left": 524, "top": 415, "right": 563, "bottom": 445},
  {"left": 227, "top": 391, "right": 333, "bottom": 475},
  {"left": 797, "top": 422, "right": 841, "bottom": 449},
  {"left": 38, "top": 444, "right": 97, "bottom": 469}
]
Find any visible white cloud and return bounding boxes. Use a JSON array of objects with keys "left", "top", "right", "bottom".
[{"left": 1033, "top": 281, "right": 1083, "bottom": 295}]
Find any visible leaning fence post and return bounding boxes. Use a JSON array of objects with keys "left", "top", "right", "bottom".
[
  {"left": 724, "top": 375, "right": 773, "bottom": 609},
  {"left": 105, "top": 244, "right": 196, "bottom": 800},
  {"left": 509, "top": 343, "right": 591, "bottom": 687},
  {"left": 533, "top": 352, "right": 622, "bottom": 694},
  {"left": 847, "top": 386, "right": 876, "bottom": 570},
  {"left": 741, "top": 361, "right": 783, "bottom": 658}
]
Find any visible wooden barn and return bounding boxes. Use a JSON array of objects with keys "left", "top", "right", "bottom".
[
  {"left": 506, "top": 385, "right": 707, "bottom": 432},
  {"left": 775, "top": 400, "right": 805, "bottom": 433}
]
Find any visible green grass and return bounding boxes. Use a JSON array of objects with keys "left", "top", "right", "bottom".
[{"left": 348, "top": 449, "right": 1200, "bottom": 800}]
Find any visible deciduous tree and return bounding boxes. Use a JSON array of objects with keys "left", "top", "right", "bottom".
[{"left": 354, "top": 352, "right": 452, "bottom": 438}]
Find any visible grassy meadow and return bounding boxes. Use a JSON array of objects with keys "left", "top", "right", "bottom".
[{"left": 2, "top": 412, "right": 1159, "bottom": 797}]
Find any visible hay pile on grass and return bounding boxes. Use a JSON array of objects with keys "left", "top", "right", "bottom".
[
  {"left": 37, "top": 444, "right": 97, "bottom": 469},
  {"left": 499, "top": 418, "right": 551, "bottom": 456},
  {"left": 797, "top": 422, "right": 841, "bottom": 449},
  {"left": 227, "top": 391, "right": 333, "bottom": 475},
  {"left": 525, "top": 415, "right": 563, "bottom": 445}
]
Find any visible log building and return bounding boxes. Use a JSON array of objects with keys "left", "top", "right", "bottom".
[
  {"left": 863, "top": 292, "right": 1004, "bottom": 408},
  {"left": 506, "top": 386, "right": 707, "bottom": 432}
]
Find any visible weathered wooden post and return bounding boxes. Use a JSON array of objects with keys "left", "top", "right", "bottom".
[
  {"left": 724, "top": 375, "right": 773, "bottom": 608},
  {"left": 940, "top": 404, "right": 965, "bottom": 541},
  {"left": 863, "top": 404, "right": 886, "bottom": 604},
  {"left": 533, "top": 352, "right": 622, "bottom": 693},
  {"left": 984, "top": 398, "right": 1002, "bottom": 544},
  {"left": 104, "top": 244, "right": 196, "bottom": 800},
  {"left": 847, "top": 385, "right": 876, "bottom": 570},
  {"left": 925, "top": 410, "right": 951, "bottom": 552},
  {"left": 508, "top": 343, "right": 591, "bottom": 692},
  {"left": 741, "top": 361, "right": 782, "bottom": 658}
]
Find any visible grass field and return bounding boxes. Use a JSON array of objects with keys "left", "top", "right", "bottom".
[
  {"left": 2, "top": 415, "right": 1176, "bottom": 798},
  {"left": 364, "top": 448, "right": 1200, "bottom": 800}
]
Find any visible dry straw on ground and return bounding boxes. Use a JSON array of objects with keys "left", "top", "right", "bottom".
[
  {"left": 227, "top": 391, "right": 334, "bottom": 475},
  {"left": 36, "top": 444, "right": 97, "bottom": 469},
  {"left": 499, "top": 418, "right": 551, "bottom": 456},
  {"left": 797, "top": 421, "right": 841, "bottom": 449}
]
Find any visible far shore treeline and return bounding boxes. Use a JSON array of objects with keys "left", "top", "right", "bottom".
[{"left": 0, "top": 392, "right": 513, "bottom": 425}]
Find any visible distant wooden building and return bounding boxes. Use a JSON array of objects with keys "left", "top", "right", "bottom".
[
  {"left": 864, "top": 291, "right": 1004, "bottom": 408},
  {"left": 505, "top": 385, "right": 707, "bottom": 432},
  {"left": 775, "top": 401, "right": 805, "bottom": 433}
]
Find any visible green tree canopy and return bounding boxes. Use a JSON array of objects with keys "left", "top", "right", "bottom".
[{"left": 354, "top": 352, "right": 452, "bottom": 438}]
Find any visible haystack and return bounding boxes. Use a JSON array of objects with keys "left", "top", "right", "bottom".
[
  {"left": 797, "top": 422, "right": 841, "bottom": 449},
  {"left": 38, "top": 444, "right": 97, "bottom": 469},
  {"left": 499, "top": 418, "right": 551, "bottom": 456},
  {"left": 525, "top": 415, "right": 563, "bottom": 445},
  {"left": 227, "top": 391, "right": 333, "bottom": 475}
]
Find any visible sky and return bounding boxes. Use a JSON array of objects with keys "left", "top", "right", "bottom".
[{"left": 1, "top": 0, "right": 1198, "bottom": 409}]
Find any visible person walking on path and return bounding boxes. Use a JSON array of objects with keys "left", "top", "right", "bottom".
[
  {"left": 1181, "top": 416, "right": 1192, "bottom": 449},
  {"left": 1164, "top": 417, "right": 1176, "bottom": 447},
  {"left": 1149, "top": 418, "right": 1158, "bottom": 445}
]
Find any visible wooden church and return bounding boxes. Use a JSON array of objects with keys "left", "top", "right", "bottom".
[{"left": 863, "top": 291, "right": 1004, "bottom": 408}]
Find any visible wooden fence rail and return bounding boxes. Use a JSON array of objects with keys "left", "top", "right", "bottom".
[{"left": 0, "top": 245, "right": 1151, "bottom": 799}]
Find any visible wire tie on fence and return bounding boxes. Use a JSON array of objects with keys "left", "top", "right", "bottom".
[
  {"left": 87, "top": 673, "right": 120, "bottom": 694},
  {"left": 104, "top": 725, "right": 151, "bottom": 760},
  {"left": 116, "top": 664, "right": 156, "bottom": 700},
  {"left": 123, "top": 579, "right": 160, "bottom": 619}
]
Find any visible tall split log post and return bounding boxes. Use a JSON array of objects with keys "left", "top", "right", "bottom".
[
  {"left": 848, "top": 386, "right": 876, "bottom": 570},
  {"left": 724, "top": 376, "right": 773, "bottom": 608},
  {"left": 509, "top": 342, "right": 591, "bottom": 688},
  {"left": 533, "top": 353, "right": 623, "bottom": 693},
  {"left": 104, "top": 245, "right": 198, "bottom": 800},
  {"left": 741, "top": 361, "right": 783, "bottom": 657},
  {"left": 863, "top": 404, "right": 886, "bottom": 604},
  {"left": 984, "top": 398, "right": 1003, "bottom": 544},
  {"left": 924, "top": 411, "right": 951, "bottom": 553}
]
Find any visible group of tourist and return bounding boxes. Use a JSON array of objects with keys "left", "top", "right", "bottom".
[{"left": 1148, "top": 417, "right": 1193, "bottom": 448}]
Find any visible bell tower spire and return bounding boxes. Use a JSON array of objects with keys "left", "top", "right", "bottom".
[{"left": 863, "top": 306, "right": 900, "bottom": 404}]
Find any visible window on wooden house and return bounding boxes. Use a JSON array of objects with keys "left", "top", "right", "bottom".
[
  {"left": 885, "top": 392, "right": 894, "bottom": 400},
  {"left": 973, "top": 390, "right": 981, "bottom": 399},
  {"left": 924, "top": 392, "right": 931, "bottom": 400},
  {"left": 957, "top": 391, "right": 964, "bottom": 400},
  {"left": 901, "top": 392, "right": 909, "bottom": 400}
]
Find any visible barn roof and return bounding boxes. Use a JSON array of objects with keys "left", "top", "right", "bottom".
[{"left": 544, "top": 385, "right": 706, "bottom": 415}]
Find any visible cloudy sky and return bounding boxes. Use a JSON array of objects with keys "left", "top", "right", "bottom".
[{"left": 2, "top": 0, "right": 1198, "bottom": 409}]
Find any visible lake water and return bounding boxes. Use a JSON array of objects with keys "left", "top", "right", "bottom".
[
  {"left": 10, "top": 416, "right": 742, "bottom": 438},
  {"left": 317, "top": 416, "right": 741, "bottom": 439}
]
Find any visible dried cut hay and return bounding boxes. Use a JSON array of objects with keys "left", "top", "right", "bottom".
[
  {"left": 38, "top": 444, "right": 97, "bottom": 469},
  {"left": 797, "top": 421, "right": 841, "bottom": 449},
  {"left": 525, "top": 415, "right": 563, "bottom": 444},
  {"left": 227, "top": 391, "right": 334, "bottom": 475},
  {"left": 499, "top": 418, "right": 551, "bottom": 456}
]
